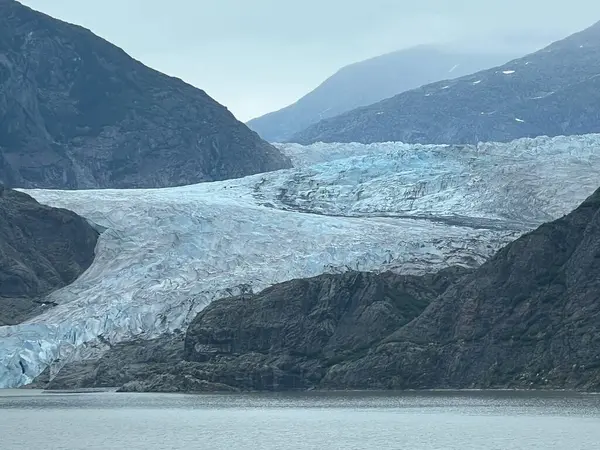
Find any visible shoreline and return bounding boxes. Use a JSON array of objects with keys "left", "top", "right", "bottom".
[{"left": 3, "top": 387, "right": 599, "bottom": 396}]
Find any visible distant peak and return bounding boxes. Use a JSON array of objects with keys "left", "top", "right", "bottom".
[
  {"left": 588, "top": 19, "right": 600, "bottom": 28},
  {"left": 571, "top": 18, "right": 600, "bottom": 37}
]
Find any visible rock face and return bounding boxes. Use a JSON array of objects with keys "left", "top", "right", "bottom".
[
  {"left": 39, "top": 269, "right": 467, "bottom": 390},
  {"left": 0, "top": 185, "right": 98, "bottom": 325},
  {"left": 34, "top": 332, "right": 238, "bottom": 393},
  {"left": 35, "top": 332, "right": 185, "bottom": 390},
  {"left": 325, "top": 186, "right": 600, "bottom": 391},
  {"left": 0, "top": 0, "right": 290, "bottom": 189},
  {"left": 247, "top": 46, "right": 517, "bottom": 142},
  {"left": 182, "top": 269, "right": 467, "bottom": 390},
  {"left": 291, "top": 20, "right": 600, "bottom": 145}
]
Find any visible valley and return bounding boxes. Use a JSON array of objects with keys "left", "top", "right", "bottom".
[{"left": 2, "top": 135, "right": 600, "bottom": 389}]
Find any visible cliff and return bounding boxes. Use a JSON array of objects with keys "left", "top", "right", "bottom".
[{"left": 0, "top": 186, "right": 98, "bottom": 325}]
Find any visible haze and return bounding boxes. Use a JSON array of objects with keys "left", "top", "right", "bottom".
[{"left": 20, "top": 0, "right": 600, "bottom": 121}]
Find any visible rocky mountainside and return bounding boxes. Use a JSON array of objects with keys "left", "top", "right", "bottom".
[
  {"left": 38, "top": 269, "right": 467, "bottom": 391},
  {"left": 31, "top": 332, "right": 186, "bottom": 391},
  {"left": 41, "top": 184, "right": 600, "bottom": 392},
  {"left": 291, "top": 20, "right": 600, "bottom": 145},
  {"left": 179, "top": 268, "right": 469, "bottom": 391},
  {"left": 326, "top": 185, "right": 600, "bottom": 390},
  {"left": 247, "top": 46, "right": 517, "bottom": 142},
  {"left": 0, "top": 0, "right": 290, "bottom": 189},
  {"left": 0, "top": 185, "right": 98, "bottom": 325}
]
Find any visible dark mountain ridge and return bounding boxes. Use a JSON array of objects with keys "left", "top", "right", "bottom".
[
  {"left": 291, "top": 20, "right": 600, "bottom": 145},
  {"left": 0, "top": 185, "right": 98, "bottom": 325},
  {"left": 247, "top": 46, "right": 517, "bottom": 143},
  {"left": 0, "top": 0, "right": 291, "bottom": 189},
  {"left": 324, "top": 186, "right": 600, "bottom": 390}
]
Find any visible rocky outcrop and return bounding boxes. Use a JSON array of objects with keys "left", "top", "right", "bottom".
[
  {"left": 181, "top": 269, "right": 467, "bottom": 390},
  {"left": 247, "top": 46, "right": 516, "bottom": 142},
  {"left": 34, "top": 332, "right": 185, "bottom": 390},
  {"left": 291, "top": 20, "right": 600, "bottom": 145},
  {"left": 35, "top": 331, "right": 240, "bottom": 392},
  {"left": 0, "top": 0, "right": 290, "bottom": 189},
  {"left": 0, "top": 185, "right": 98, "bottom": 325},
  {"left": 39, "top": 268, "right": 467, "bottom": 390},
  {"left": 328, "top": 186, "right": 600, "bottom": 390}
]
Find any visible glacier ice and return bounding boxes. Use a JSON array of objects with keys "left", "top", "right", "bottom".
[
  {"left": 1, "top": 134, "right": 600, "bottom": 388},
  {"left": 275, "top": 134, "right": 600, "bottom": 224}
]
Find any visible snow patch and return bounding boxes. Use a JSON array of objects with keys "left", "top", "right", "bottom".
[
  {"left": 515, "top": 118, "right": 525, "bottom": 123},
  {"left": 473, "top": 80, "right": 482, "bottom": 85},
  {"left": 318, "top": 107, "right": 332, "bottom": 118},
  {"left": 502, "top": 70, "right": 516, "bottom": 75},
  {"left": 531, "top": 91, "right": 555, "bottom": 100}
]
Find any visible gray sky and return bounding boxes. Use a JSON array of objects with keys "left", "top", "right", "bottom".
[{"left": 20, "top": 0, "right": 600, "bottom": 121}]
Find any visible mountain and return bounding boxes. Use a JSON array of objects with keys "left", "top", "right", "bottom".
[
  {"left": 324, "top": 185, "right": 600, "bottom": 390},
  {"left": 38, "top": 184, "right": 600, "bottom": 392},
  {"left": 177, "top": 268, "right": 468, "bottom": 392},
  {"left": 0, "top": 0, "right": 290, "bottom": 189},
  {"left": 291, "top": 20, "right": 600, "bottom": 145},
  {"left": 0, "top": 185, "right": 98, "bottom": 325},
  {"left": 247, "top": 46, "right": 517, "bottom": 142},
  {"left": 9, "top": 134, "right": 600, "bottom": 390},
  {"left": 37, "top": 268, "right": 467, "bottom": 391}
]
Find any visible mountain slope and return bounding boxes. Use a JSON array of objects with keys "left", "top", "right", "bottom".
[
  {"left": 325, "top": 185, "right": 600, "bottom": 390},
  {"left": 0, "top": 185, "right": 98, "bottom": 325},
  {"left": 291, "top": 20, "right": 600, "bottom": 145},
  {"left": 36, "top": 269, "right": 468, "bottom": 391},
  {"left": 247, "top": 46, "right": 517, "bottom": 142},
  {"left": 0, "top": 0, "right": 290, "bottom": 189},
  {"left": 177, "top": 268, "right": 467, "bottom": 391}
]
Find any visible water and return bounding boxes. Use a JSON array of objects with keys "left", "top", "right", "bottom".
[{"left": 1, "top": 390, "right": 600, "bottom": 449}]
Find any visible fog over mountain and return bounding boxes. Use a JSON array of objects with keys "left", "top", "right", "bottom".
[
  {"left": 291, "top": 20, "right": 600, "bottom": 145},
  {"left": 19, "top": 0, "right": 600, "bottom": 121},
  {"left": 247, "top": 46, "right": 519, "bottom": 142}
]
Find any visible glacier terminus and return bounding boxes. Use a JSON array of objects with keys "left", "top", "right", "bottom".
[{"left": 1, "top": 134, "right": 600, "bottom": 388}]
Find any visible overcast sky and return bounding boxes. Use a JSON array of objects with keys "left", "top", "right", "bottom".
[{"left": 20, "top": 0, "right": 600, "bottom": 121}]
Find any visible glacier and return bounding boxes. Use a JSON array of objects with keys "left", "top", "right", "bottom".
[{"left": 1, "top": 134, "right": 600, "bottom": 388}]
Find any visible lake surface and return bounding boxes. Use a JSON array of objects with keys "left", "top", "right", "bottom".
[{"left": 1, "top": 390, "right": 600, "bottom": 449}]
